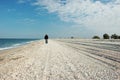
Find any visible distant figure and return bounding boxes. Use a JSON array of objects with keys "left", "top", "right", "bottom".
[{"left": 44, "top": 34, "right": 49, "bottom": 44}]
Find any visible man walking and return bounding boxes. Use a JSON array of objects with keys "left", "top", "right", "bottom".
[{"left": 44, "top": 34, "right": 49, "bottom": 44}]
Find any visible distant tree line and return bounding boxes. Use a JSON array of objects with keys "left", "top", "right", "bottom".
[
  {"left": 92, "top": 33, "right": 120, "bottom": 39},
  {"left": 92, "top": 36, "right": 100, "bottom": 39}
]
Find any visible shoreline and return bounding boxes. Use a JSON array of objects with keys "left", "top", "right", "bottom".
[
  {"left": 0, "top": 40, "right": 43, "bottom": 63},
  {"left": 0, "top": 40, "right": 43, "bottom": 53},
  {"left": 0, "top": 39, "right": 40, "bottom": 51}
]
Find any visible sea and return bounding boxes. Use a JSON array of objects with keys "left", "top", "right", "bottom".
[{"left": 0, "top": 38, "right": 39, "bottom": 51}]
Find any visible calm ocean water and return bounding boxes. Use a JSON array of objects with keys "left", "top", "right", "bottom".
[{"left": 0, "top": 39, "right": 39, "bottom": 50}]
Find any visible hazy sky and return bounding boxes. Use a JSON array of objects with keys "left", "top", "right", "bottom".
[{"left": 0, "top": 0, "right": 120, "bottom": 38}]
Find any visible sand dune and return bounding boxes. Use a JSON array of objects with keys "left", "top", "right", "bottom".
[{"left": 0, "top": 39, "right": 120, "bottom": 80}]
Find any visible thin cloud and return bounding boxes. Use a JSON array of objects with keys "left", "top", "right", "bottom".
[
  {"left": 7, "top": 9, "right": 16, "bottom": 12},
  {"left": 18, "top": 18, "right": 37, "bottom": 24},
  {"left": 17, "top": 0, "right": 32, "bottom": 3},
  {"left": 17, "top": 0, "right": 26, "bottom": 3},
  {"left": 32, "top": 0, "right": 120, "bottom": 34},
  {"left": 23, "top": 18, "right": 36, "bottom": 23}
]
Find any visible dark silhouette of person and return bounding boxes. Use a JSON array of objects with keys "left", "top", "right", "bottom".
[{"left": 44, "top": 34, "right": 49, "bottom": 44}]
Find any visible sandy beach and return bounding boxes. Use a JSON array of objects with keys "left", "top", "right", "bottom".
[{"left": 0, "top": 39, "right": 120, "bottom": 80}]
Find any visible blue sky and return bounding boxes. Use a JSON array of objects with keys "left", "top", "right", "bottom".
[
  {"left": 0, "top": 0, "right": 120, "bottom": 38},
  {"left": 0, "top": 0, "right": 71, "bottom": 38}
]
